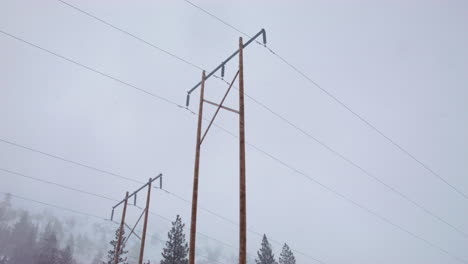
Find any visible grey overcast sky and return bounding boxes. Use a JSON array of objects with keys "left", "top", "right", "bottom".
[{"left": 1, "top": 0, "right": 467, "bottom": 263}]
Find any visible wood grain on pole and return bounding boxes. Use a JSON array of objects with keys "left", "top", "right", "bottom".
[
  {"left": 189, "top": 71, "right": 206, "bottom": 264},
  {"left": 115, "top": 191, "right": 129, "bottom": 264},
  {"left": 138, "top": 179, "right": 152, "bottom": 264},
  {"left": 238, "top": 37, "right": 247, "bottom": 264}
]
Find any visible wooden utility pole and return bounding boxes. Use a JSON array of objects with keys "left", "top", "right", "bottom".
[
  {"left": 138, "top": 178, "right": 152, "bottom": 264},
  {"left": 115, "top": 191, "right": 129, "bottom": 264},
  {"left": 186, "top": 30, "right": 266, "bottom": 264},
  {"left": 238, "top": 37, "right": 247, "bottom": 264},
  {"left": 189, "top": 71, "right": 206, "bottom": 264},
  {"left": 111, "top": 175, "right": 161, "bottom": 264}
]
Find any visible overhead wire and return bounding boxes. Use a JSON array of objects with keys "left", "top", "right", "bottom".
[
  {"left": 1, "top": 133, "right": 465, "bottom": 263},
  {"left": 215, "top": 78, "right": 468, "bottom": 240},
  {"left": 0, "top": 136, "right": 325, "bottom": 263},
  {"left": 52, "top": 1, "right": 467, "bottom": 215},
  {"left": 56, "top": 0, "right": 204, "bottom": 72},
  {"left": 178, "top": 0, "right": 468, "bottom": 201},
  {"left": 0, "top": 191, "right": 108, "bottom": 221},
  {"left": 0, "top": 4, "right": 465, "bottom": 262},
  {"left": 200, "top": 115, "right": 468, "bottom": 264},
  {"left": 0, "top": 23, "right": 326, "bottom": 260},
  {"left": 0, "top": 29, "right": 183, "bottom": 109},
  {"left": 0, "top": 167, "right": 117, "bottom": 202},
  {"left": 49, "top": 0, "right": 468, "bottom": 243},
  {"left": 0, "top": 169, "right": 255, "bottom": 262},
  {"left": 0, "top": 138, "right": 143, "bottom": 185}
]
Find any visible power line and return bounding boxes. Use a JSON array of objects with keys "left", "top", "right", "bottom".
[
  {"left": 56, "top": 0, "right": 231, "bottom": 97},
  {"left": 214, "top": 78, "right": 468, "bottom": 240},
  {"left": 0, "top": 136, "right": 324, "bottom": 262},
  {"left": 0, "top": 14, "right": 463, "bottom": 262},
  {"left": 0, "top": 138, "right": 143, "bottom": 185},
  {"left": 0, "top": 169, "right": 255, "bottom": 262},
  {"left": 201, "top": 117, "right": 468, "bottom": 264},
  {"left": 262, "top": 46, "right": 468, "bottom": 201},
  {"left": 179, "top": 0, "right": 468, "bottom": 202},
  {"left": 0, "top": 167, "right": 117, "bottom": 202},
  {"left": 6, "top": 5, "right": 324, "bottom": 258},
  {"left": 56, "top": 0, "right": 204, "bottom": 72},
  {"left": 158, "top": 185, "right": 326, "bottom": 263},
  {"left": 51, "top": 0, "right": 468, "bottom": 244},
  {"left": 0, "top": 29, "right": 183, "bottom": 109},
  {"left": 0, "top": 191, "right": 109, "bottom": 221},
  {"left": 49, "top": 0, "right": 468, "bottom": 243},
  {"left": 181, "top": 0, "right": 249, "bottom": 38},
  {"left": 51, "top": 0, "right": 466, "bottom": 227},
  {"left": 0, "top": 133, "right": 464, "bottom": 263}
]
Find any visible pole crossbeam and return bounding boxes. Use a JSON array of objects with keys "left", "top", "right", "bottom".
[
  {"left": 124, "top": 222, "right": 142, "bottom": 241},
  {"left": 112, "top": 175, "right": 160, "bottom": 264},
  {"left": 112, "top": 174, "right": 162, "bottom": 210},
  {"left": 122, "top": 207, "right": 146, "bottom": 246},
  {"left": 200, "top": 70, "right": 240, "bottom": 145},
  {"left": 203, "top": 99, "right": 239, "bottom": 114},
  {"left": 185, "top": 28, "right": 266, "bottom": 107}
]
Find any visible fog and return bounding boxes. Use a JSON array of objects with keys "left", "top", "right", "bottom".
[{"left": 1, "top": 0, "right": 467, "bottom": 264}]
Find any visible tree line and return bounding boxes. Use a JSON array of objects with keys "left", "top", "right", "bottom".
[
  {"left": 105, "top": 215, "right": 296, "bottom": 264},
  {"left": 0, "top": 212, "right": 76, "bottom": 264},
  {"left": 1, "top": 194, "right": 297, "bottom": 264}
]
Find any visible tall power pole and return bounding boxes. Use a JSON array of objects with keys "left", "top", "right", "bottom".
[
  {"left": 111, "top": 174, "right": 162, "bottom": 264},
  {"left": 138, "top": 178, "right": 152, "bottom": 264},
  {"left": 186, "top": 29, "right": 266, "bottom": 264},
  {"left": 188, "top": 71, "right": 205, "bottom": 264},
  {"left": 238, "top": 37, "right": 247, "bottom": 264},
  {"left": 114, "top": 192, "right": 128, "bottom": 264}
]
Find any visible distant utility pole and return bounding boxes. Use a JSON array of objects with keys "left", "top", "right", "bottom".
[
  {"left": 238, "top": 36, "right": 247, "bottom": 264},
  {"left": 111, "top": 174, "right": 163, "bottom": 264},
  {"left": 186, "top": 29, "right": 267, "bottom": 264},
  {"left": 114, "top": 191, "right": 128, "bottom": 264}
]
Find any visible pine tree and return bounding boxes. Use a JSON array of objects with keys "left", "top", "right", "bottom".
[
  {"left": 255, "top": 235, "right": 277, "bottom": 264},
  {"left": 103, "top": 226, "right": 128, "bottom": 264},
  {"left": 278, "top": 244, "right": 295, "bottom": 264},
  {"left": 160, "top": 215, "right": 188, "bottom": 264},
  {"left": 37, "top": 222, "right": 60, "bottom": 264}
]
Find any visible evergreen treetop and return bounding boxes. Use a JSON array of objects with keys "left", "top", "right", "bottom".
[
  {"left": 278, "top": 243, "right": 295, "bottom": 264},
  {"left": 255, "top": 234, "right": 277, "bottom": 264},
  {"left": 103, "top": 226, "right": 128, "bottom": 264},
  {"left": 160, "top": 215, "right": 188, "bottom": 264}
]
